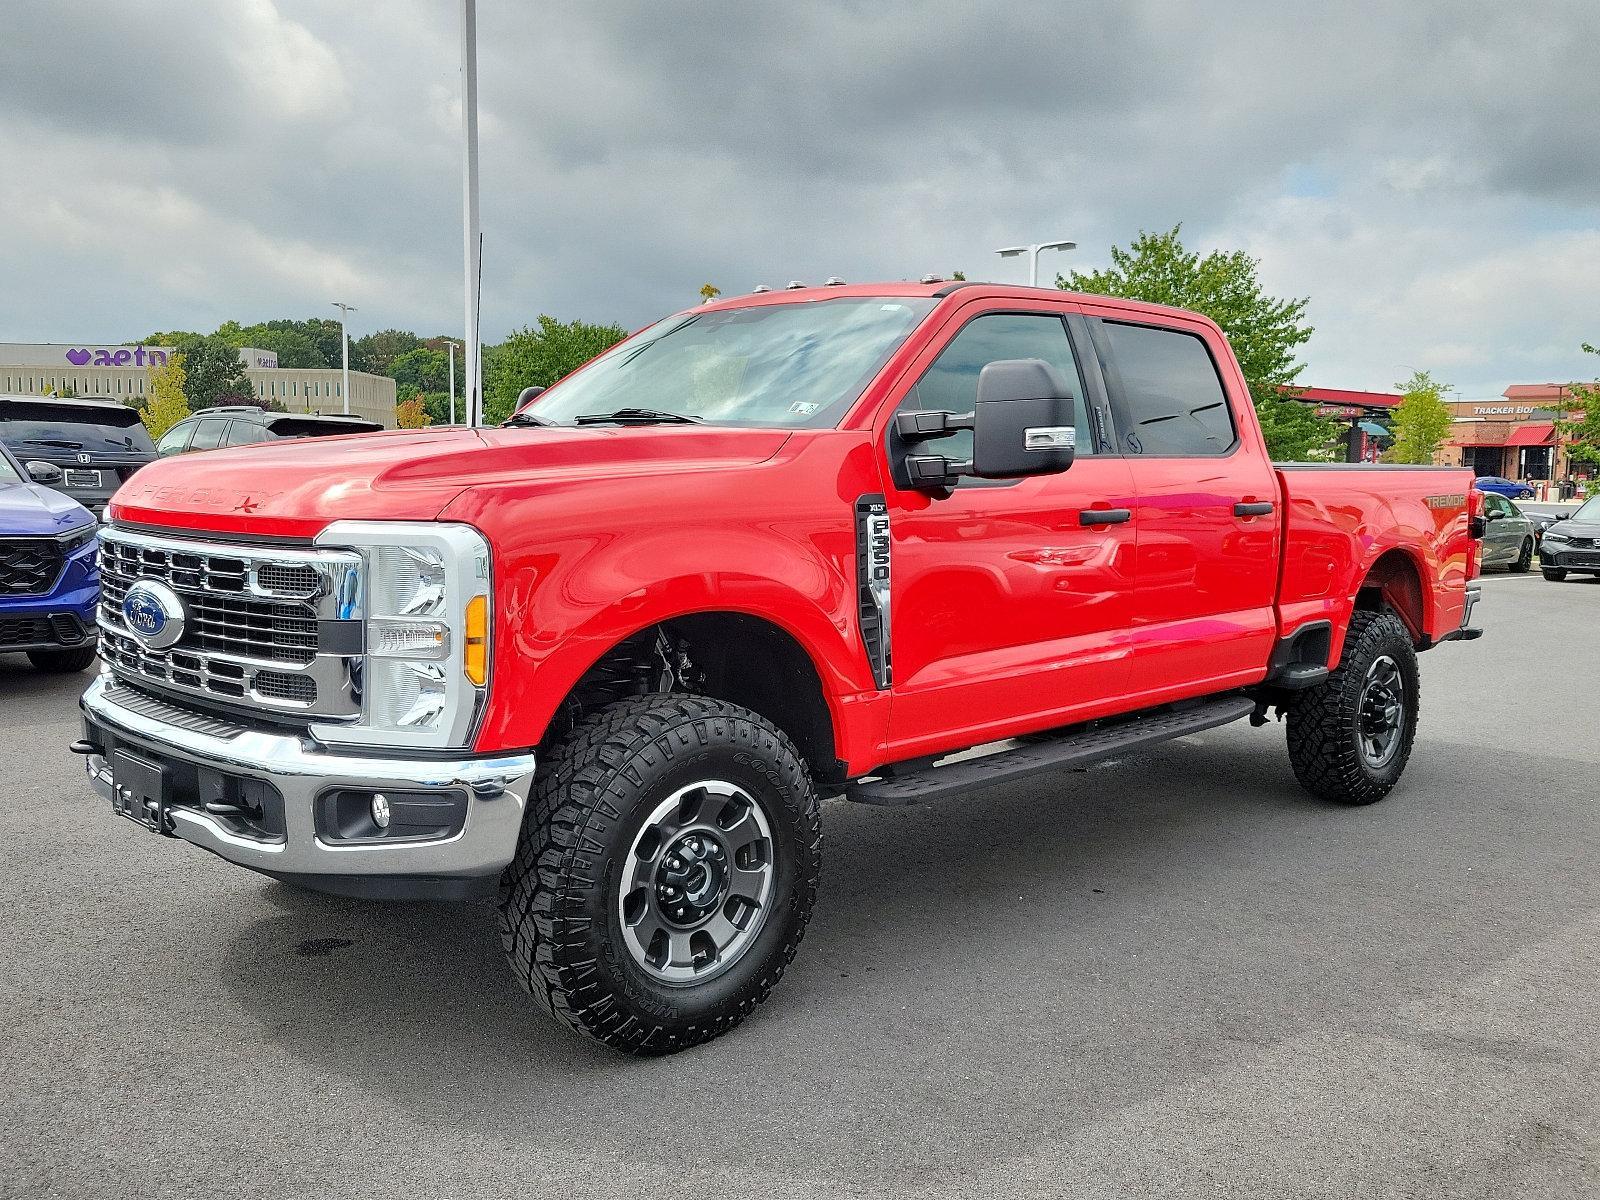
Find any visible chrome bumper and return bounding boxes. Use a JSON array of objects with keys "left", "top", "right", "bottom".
[{"left": 79, "top": 675, "right": 536, "bottom": 885}]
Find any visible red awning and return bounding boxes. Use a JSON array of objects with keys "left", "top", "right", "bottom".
[{"left": 1506, "top": 423, "right": 1555, "bottom": 446}]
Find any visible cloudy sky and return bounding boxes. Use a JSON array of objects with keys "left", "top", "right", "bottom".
[{"left": 2, "top": 1, "right": 1597, "bottom": 398}]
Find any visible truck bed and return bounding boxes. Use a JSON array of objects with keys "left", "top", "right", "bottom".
[{"left": 1274, "top": 463, "right": 1474, "bottom": 655}]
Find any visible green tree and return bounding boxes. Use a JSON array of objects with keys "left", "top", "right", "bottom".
[
  {"left": 1556, "top": 343, "right": 1600, "bottom": 479},
  {"left": 482, "top": 315, "right": 629, "bottom": 424},
  {"left": 1387, "top": 370, "right": 1453, "bottom": 464},
  {"left": 169, "top": 333, "right": 256, "bottom": 410},
  {"left": 389, "top": 346, "right": 449, "bottom": 395},
  {"left": 232, "top": 326, "right": 326, "bottom": 368},
  {"left": 355, "top": 328, "right": 422, "bottom": 375},
  {"left": 142, "top": 356, "right": 190, "bottom": 439},
  {"left": 395, "top": 395, "right": 430, "bottom": 429},
  {"left": 950, "top": 270, "right": 967, "bottom": 281},
  {"left": 1061, "top": 225, "right": 1334, "bottom": 459}
]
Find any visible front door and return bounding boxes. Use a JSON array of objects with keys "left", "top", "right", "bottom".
[{"left": 879, "top": 303, "right": 1138, "bottom": 760}]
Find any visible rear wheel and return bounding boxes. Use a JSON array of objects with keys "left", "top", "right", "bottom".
[
  {"left": 26, "top": 645, "right": 98, "bottom": 673},
  {"left": 1286, "top": 608, "right": 1419, "bottom": 805},
  {"left": 499, "top": 694, "right": 821, "bottom": 1054},
  {"left": 1511, "top": 538, "right": 1533, "bottom": 572},
  {"left": 1542, "top": 567, "right": 1568, "bottom": 582}
]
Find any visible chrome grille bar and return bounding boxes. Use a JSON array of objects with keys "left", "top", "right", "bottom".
[{"left": 97, "top": 526, "right": 363, "bottom": 720}]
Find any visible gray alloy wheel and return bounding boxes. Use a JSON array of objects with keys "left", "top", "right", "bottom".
[
  {"left": 617, "top": 780, "right": 775, "bottom": 986},
  {"left": 1356, "top": 654, "right": 1405, "bottom": 770}
]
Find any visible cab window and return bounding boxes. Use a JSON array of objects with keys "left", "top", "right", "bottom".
[
  {"left": 1100, "top": 320, "right": 1236, "bottom": 456},
  {"left": 897, "top": 312, "right": 1093, "bottom": 463}
]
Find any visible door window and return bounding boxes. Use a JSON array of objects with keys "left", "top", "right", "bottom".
[
  {"left": 156, "top": 424, "right": 193, "bottom": 456},
  {"left": 187, "top": 419, "right": 230, "bottom": 452},
  {"left": 897, "top": 313, "right": 1094, "bottom": 463},
  {"left": 224, "top": 421, "right": 268, "bottom": 446},
  {"left": 1100, "top": 320, "right": 1235, "bottom": 455}
]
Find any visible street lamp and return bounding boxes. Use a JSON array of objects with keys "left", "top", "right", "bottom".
[
  {"left": 444, "top": 339, "right": 460, "bottom": 424},
  {"left": 995, "top": 239, "right": 1076, "bottom": 287},
  {"left": 331, "top": 301, "right": 356, "bottom": 415},
  {"left": 460, "top": 0, "right": 482, "bottom": 426}
]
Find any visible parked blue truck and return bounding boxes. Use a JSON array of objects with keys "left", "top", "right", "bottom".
[{"left": 0, "top": 440, "right": 99, "bottom": 672}]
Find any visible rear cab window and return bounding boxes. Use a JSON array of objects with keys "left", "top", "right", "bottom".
[{"left": 1094, "top": 320, "right": 1237, "bottom": 456}]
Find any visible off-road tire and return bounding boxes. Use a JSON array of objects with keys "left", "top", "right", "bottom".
[
  {"left": 1511, "top": 539, "right": 1533, "bottom": 573},
  {"left": 1286, "top": 608, "right": 1419, "bottom": 805},
  {"left": 1541, "top": 567, "right": 1567, "bottom": 582},
  {"left": 27, "top": 645, "right": 98, "bottom": 673},
  {"left": 499, "top": 694, "right": 822, "bottom": 1055}
]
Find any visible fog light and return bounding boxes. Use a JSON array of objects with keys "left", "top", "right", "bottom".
[{"left": 371, "top": 793, "right": 391, "bottom": 829}]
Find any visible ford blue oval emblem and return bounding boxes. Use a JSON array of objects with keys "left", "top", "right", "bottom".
[{"left": 121, "top": 580, "right": 186, "bottom": 650}]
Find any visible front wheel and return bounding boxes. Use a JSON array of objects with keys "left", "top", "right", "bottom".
[
  {"left": 1511, "top": 538, "right": 1533, "bottom": 573},
  {"left": 27, "top": 645, "right": 98, "bottom": 673},
  {"left": 1542, "top": 567, "right": 1568, "bottom": 582},
  {"left": 499, "top": 694, "right": 821, "bottom": 1054},
  {"left": 1286, "top": 608, "right": 1420, "bottom": 805}
]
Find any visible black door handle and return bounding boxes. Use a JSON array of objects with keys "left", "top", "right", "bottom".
[
  {"left": 1233, "top": 501, "right": 1274, "bottom": 517},
  {"left": 1079, "top": 508, "right": 1132, "bottom": 527}
]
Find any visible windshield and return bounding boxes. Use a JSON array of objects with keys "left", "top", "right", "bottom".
[
  {"left": 523, "top": 297, "right": 937, "bottom": 428},
  {"left": 0, "top": 403, "right": 156, "bottom": 455},
  {"left": 0, "top": 447, "right": 20, "bottom": 485},
  {"left": 1571, "top": 495, "right": 1600, "bottom": 522}
]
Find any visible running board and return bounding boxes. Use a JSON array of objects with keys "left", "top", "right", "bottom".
[{"left": 844, "top": 695, "right": 1257, "bottom": 807}]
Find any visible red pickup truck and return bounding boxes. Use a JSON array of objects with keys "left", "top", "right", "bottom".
[{"left": 77, "top": 281, "right": 1481, "bottom": 1054}]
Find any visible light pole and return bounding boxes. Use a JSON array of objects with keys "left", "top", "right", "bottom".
[
  {"left": 444, "top": 340, "right": 459, "bottom": 424},
  {"left": 460, "top": 0, "right": 482, "bottom": 426},
  {"left": 995, "top": 239, "right": 1076, "bottom": 287},
  {"left": 331, "top": 301, "right": 356, "bottom": 415}
]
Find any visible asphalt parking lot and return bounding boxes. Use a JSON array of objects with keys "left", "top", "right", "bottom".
[{"left": 2, "top": 571, "right": 1596, "bottom": 1200}]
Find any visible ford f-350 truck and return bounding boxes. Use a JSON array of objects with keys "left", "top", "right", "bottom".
[{"left": 75, "top": 282, "right": 1481, "bottom": 1054}]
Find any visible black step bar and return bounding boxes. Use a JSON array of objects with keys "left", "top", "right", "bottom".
[{"left": 844, "top": 694, "right": 1257, "bottom": 806}]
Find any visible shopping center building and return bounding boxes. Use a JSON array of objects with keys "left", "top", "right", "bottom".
[
  {"left": 1441, "top": 384, "right": 1590, "bottom": 487},
  {"left": 0, "top": 342, "right": 397, "bottom": 428}
]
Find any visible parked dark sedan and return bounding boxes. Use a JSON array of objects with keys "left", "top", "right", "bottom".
[{"left": 1539, "top": 495, "right": 1600, "bottom": 581}]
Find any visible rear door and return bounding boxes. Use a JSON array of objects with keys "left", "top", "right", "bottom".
[{"left": 1083, "top": 308, "right": 1280, "bottom": 699}]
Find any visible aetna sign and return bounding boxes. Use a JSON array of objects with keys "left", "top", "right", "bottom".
[{"left": 63, "top": 346, "right": 172, "bottom": 367}]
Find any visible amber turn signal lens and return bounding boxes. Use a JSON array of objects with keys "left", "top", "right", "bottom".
[{"left": 464, "top": 595, "right": 488, "bottom": 686}]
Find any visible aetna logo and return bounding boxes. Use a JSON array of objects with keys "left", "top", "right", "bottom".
[{"left": 63, "top": 346, "right": 172, "bottom": 368}]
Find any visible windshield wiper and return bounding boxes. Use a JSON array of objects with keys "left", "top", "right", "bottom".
[
  {"left": 501, "top": 410, "right": 555, "bottom": 428},
  {"left": 573, "top": 408, "right": 703, "bottom": 425}
]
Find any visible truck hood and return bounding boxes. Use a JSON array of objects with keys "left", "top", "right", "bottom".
[
  {"left": 108, "top": 425, "right": 792, "bottom": 539},
  {"left": 0, "top": 480, "right": 96, "bottom": 535}
]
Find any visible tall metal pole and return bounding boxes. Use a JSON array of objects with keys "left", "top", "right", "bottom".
[
  {"left": 460, "top": 0, "right": 482, "bottom": 427},
  {"left": 332, "top": 301, "right": 356, "bottom": 415},
  {"left": 445, "top": 340, "right": 458, "bottom": 424}
]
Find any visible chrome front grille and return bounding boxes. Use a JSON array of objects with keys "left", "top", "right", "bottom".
[{"left": 97, "top": 526, "right": 362, "bottom": 720}]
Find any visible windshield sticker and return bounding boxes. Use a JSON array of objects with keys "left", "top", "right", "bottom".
[{"left": 788, "top": 401, "right": 821, "bottom": 416}]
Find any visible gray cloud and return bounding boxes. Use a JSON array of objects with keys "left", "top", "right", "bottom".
[{"left": 1, "top": 0, "right": 1597, "bottom": 395}]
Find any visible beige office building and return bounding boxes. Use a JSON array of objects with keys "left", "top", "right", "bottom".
[{"left": 0, "top": 342, "right": 397, "bottom": 428}]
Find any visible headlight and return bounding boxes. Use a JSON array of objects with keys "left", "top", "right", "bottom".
[
  {"left": 58, "top": 523, "right": 97, "bottom": 553},
  {"left": 312, "top": 521, "right": 492, "bottom": 751},
  {"left": 1543, "top": 530, "right": 1569, "bottom": 543}
]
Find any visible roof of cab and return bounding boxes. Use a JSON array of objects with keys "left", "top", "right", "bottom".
[{"left": 691, "top": 280, "right": 1225, "bottom": 332}]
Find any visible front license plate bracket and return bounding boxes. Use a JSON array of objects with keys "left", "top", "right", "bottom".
[{"left": 111, "top": 749, "right": 174, "bottom": 836}]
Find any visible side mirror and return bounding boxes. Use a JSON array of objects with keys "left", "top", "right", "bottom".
[
  {"left": 1486, "top": 509, "right": 1504, "bottom": 521},
  {"left": 897, "top": 359, "right": 1077, "bottom": 491},
  {"left": 516, "top": 385, "right": 546, "bottom": 406},
  {"left": 25, "top": 460, "right": 63, "bottom": 485}
]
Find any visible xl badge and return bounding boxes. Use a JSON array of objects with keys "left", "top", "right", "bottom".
[{"left": 121, "top": 580, "right": 186, "bottom": 650}]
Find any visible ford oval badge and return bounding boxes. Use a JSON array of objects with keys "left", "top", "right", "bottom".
[{"left": 121, "top": 580, "right": 186, "bottom": 650}]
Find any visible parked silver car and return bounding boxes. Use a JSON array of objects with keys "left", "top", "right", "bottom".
[{"left": 1479, "top": 492, "right": 1535, "bottom": 572}]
